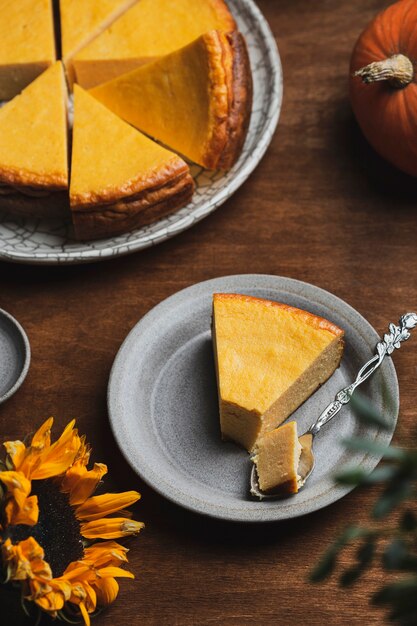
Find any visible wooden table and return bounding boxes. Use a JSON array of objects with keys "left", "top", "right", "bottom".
[{"left": 1, "top": 0, "right": 416, "bottom": 624}]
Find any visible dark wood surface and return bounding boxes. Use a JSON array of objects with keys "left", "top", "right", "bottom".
[{"left": 1, "top": 0, "right": 416, "bottom": 624}]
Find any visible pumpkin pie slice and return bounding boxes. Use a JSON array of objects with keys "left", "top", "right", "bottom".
[
  {"left": 0, "top": 62, "right": 69, "bottom": 218},
  {"left": 60, "top": 0, "right": 137, "bottom": 86},
  {"left": 212, "top": 294, "right": 344, "bottom": 452},
  {"left": 252, "top": 422, "right": 302, "bottom": 495},
  {"left": 72, "top": 0, "right": 236, "bottom": 88},
  {"left": 0, "top": 0, "right": 56, "bottom": 100},
  {"left": 90, "top": 30, "right": 252, "bottom": 170},
  {"left": 70, "top": 86, "right": 195, "bottom": 241}
]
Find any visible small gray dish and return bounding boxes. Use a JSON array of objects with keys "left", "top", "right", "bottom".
[
  {"left": 0, "top": 309, "right": 30, "bottom": 405},
  {"left": 108, "top": 275, "right": 399, "bottom": 523}
]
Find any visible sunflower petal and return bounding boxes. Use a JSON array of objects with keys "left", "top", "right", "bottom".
[
  {"left": 5, "top": 494, "right": 39, "bottom": 525},
  {"left": 78, "top": 601, "right": 91, "bottom": 626},
  {"left": 31, "top": 418, "right": 54, "bottom": 449},
  {"left": 76, "top": 491, "right": 141, "bottom": 521},
  {"left": 31, "top": 420, "right": 81, "bottom": 480},
  {"left": 62, "top": 463, "right": 108, "bottom": 507},
  {"left": 93, "top": 577, "right": 119, "bottom": 605},
  {"left": 96, "top": 566, "right": 134, "bottom": 579},
  {"left": 81, "top": 518, "right": 144, "bottom": 540},
  {"left": 83, "top": 541, "right": 129, "bottom": 568},
  {"left": 3, "top": 440, "right": 26, "bottom": 469}
]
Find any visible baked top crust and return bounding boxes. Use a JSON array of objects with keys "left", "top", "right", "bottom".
[
  {"left": 74, "top": 0, "right": 236, "bottom": 64},
  {"left": 212, "top": 293, "right": 344, "bottom": 416},
  {"left": 0, "top": 62, "right": 68, "bottom": 189},
  {"left": 0, "top": 0, "right": 55, "bottom": 64},
  {"left": 60, "top": 0, "right": 137, "bottom": 63},
  {"left": 90, "top": 30, "right": 252, "bottom": 170},
  {"left": 70, "top": 86, "right": 194, "bottom": 239}
]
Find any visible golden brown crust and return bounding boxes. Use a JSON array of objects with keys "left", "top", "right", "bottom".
[
  {"left": 201, "top": 30, "right": 252, "bottom": 170},
  {"left": 213, "top": 293, "right": 345, "bottom": 338},
  {"left": 0, "top": 167, "right": 68, "bottom": 190},
  {"left": 72, "top": 171, "right": 195, "bottom": 240},
  {"left": 70, "top": 157, "right": 190, "bottom": 209},
  {"left": 0, "top": 190, "right": 70, "bottom": 219},
  {"left": 218, "top": 31, "right": 253, "bottom": 170}
]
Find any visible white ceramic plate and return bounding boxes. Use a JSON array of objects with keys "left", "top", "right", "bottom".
[
  {"left": 108, "top": 275, "right": 399, "bottom": 523},
  {"left": 0, "top": 0, "right": 283, "bottom": 265}
]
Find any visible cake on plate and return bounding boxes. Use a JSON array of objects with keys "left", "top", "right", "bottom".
[
  {"left": 90, "top": 30, "right": 252, "bottom": 170},
  {"left": 212, "top": 293, "right": 344, "bottom": 452},
  {"left": 0, "top": 62, "right": 69, "bottom": 218},
  {"left": 60, "top": 0, "right": 137, "bottom": 86},
  {"left": 0, "top": 0, "right": 56, "bottom": 100},
  {"left": 70, "top": 86, "right": 195, "bottom": 240},
  {"left": 252, "top": 422, "right": 302, "bottom": 495},
  {"left": 72, "top": 0, "right": 236, "bottom": 88}
]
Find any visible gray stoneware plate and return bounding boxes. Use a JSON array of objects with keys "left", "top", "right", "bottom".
[
  {"left": 0, "top": 0, "right": 282, "bottom": 265},
  {"left": 0, "top": 308, "right": 30, "bottom": 404},
  {"left": 108, "top": 275, "right": 399, "bottom": 522}
]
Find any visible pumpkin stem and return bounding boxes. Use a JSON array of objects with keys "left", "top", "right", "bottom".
[{"left": 354, "top": 54, "right": 414, "bottom": 89}]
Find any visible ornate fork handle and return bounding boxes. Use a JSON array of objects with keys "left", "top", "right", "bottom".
[{"left": 308, "top": 313, "right": 417, "bottom": 436}]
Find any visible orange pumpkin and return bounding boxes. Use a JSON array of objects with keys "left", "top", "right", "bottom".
[{"left": 350, "top": 0, "right": 417, "bottom": 177}]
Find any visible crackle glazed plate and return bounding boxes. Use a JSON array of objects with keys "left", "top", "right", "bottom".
[
  {"left": 108, "top": 275, "right": 399, "bottom": 523},
  {"left": 0, "top": 0, "right": 282, "bottom": 265}
]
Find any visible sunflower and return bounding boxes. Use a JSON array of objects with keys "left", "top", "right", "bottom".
[{"left": 0, "top": 418, "right": 144, "bottom": 625}]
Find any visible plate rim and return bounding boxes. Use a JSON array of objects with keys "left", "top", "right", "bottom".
[
  {"left": 0, "top": 0, "right": 283, "bottom": 265},
  {"left": 108, "top": 275, "right": 399, "bottom": 523}
]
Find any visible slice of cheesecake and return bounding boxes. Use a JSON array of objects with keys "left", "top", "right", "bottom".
[
  {"left": 70, "top": 86, "right": 195, "bottom": 240},
  {"left": 212, "top": 294, "right": 344, "bottom": 452},
  {"left": 72, "top": 0, "right": 236, "bottom": 88},
  {"left": 90, "top": 30, "right": 252, "bottom": 170},
  {"left": 0, "top": 0, "right": 56, "bottom": 100},
  {"left": 0, "top": 62, "right": 69, "bottom": 218},
  {"left": 252, "top": 422, "right": 302, "bottom": 495},
  {"left": 60, "top": 0, "right": 137, "bottom": 86}
]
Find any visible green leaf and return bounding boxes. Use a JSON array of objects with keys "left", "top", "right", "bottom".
[
  {"left": 309, "top": 547, "right": 338, "bottom": 583},
  {"left": 372, "top": 479, "right": 414, "bottom": 519},
  {"left": 334, "top": 467, "right": 369, "bottom": 485},
  {"left": 340, "top": 538, "right": 375, "bottom": 587},
  {"left": 335, "top": 464, "right": 398, "bottom": 486},
  {"left": 401, "top": 511, "right": 417, "bottom": 532},
  {"left": 341, "top": 437, "right": 407, "bottom": 461},
  {"left": 383, "top": 538, "right": 409, "bottom": 570},
  {"left": 351, "top": 393, "right": 393, "bottom": 430},
  {"left": 373, "top": 578, "right": 417, "bottom": 605}
]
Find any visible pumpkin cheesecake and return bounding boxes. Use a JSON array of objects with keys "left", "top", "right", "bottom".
[
  {"left": 0, "top": 62, "right": 69, "bottom": 218},
  {"left": 252, "top": 422, "right": 302, "bottom": 495},
  {"left": 212, "top": 294, "right": 344, "bottom": 452},
  {"left": 70, "top": 86, "right": 195, "bottom": 240},
  {"left": 60, "top": 0, "right": 137, "bottom": 86},
  {"left": 90, "top": 30, "right": 252, "bottom": 170},
  {"left": 0, "top": 0, "right": 56, "bottom": 100},
  {"left": 72, "top": 0, "right": 236, "bottom": 88}
]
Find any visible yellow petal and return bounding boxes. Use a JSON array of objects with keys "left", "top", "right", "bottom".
[
  {"left": 3, "top": 440, "right": 26, "bottom": 469},
  {"left": 81, "top": 518, "right": 144, "bottom": 540},
  {"left": 31, "top": 420, "right": 81, "bottom": 479},
  {"left": 5, "top": 494, "right": 39, "bottom": 525},
  {"left": 76, "top": 491, "right": 141, "bottom": 521},
  {"left": 93, "top": 577, "right": 119, "bottom": 605},
  {"left": 63, "top": 463, "right": 108, "bottom": 506},
  {"left": 83, "top": 541, "right": 129, "bottom": 568},
  {"left": 0, "top": 470, "right": 31, "bottom": 495},
  {"left": 79, "top": 601, "right": 91, "bottom": 626},
  {"left": 96, "top": 566, "right": 134, "bottom": 579},
  {"left": 31, "top": 418, "right": 54, "bottom": 449}
]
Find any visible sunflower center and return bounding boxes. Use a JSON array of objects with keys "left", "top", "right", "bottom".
[{"left": 8, "top": 479, "right": 84, "bottom": 577}]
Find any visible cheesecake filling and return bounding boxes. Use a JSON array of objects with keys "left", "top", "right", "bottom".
[{"left": 252, "top": 422, "right": 303, "bottom": 495}]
